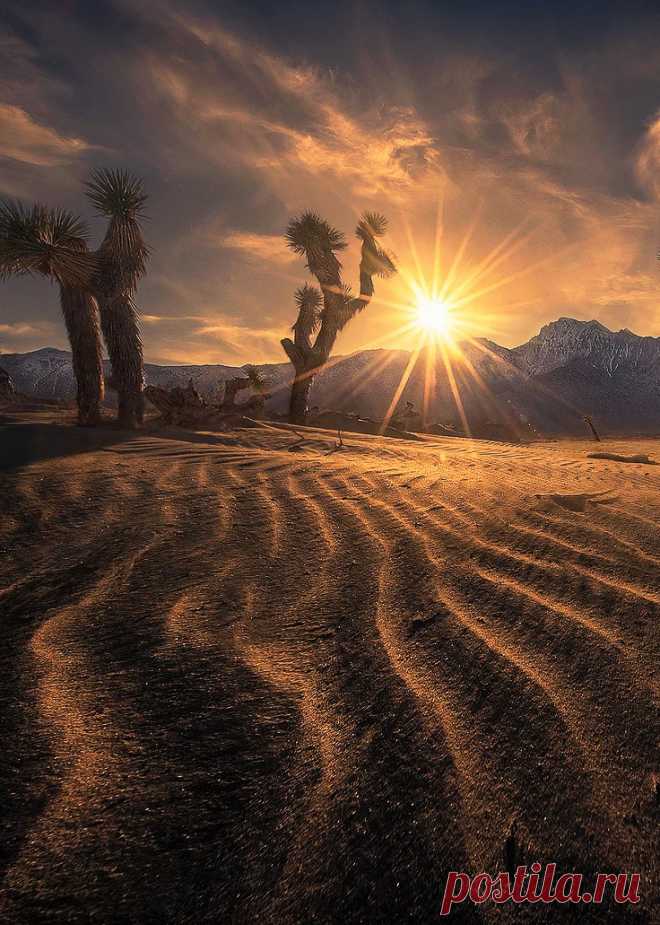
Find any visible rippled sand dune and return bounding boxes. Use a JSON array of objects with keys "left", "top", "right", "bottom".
[{"left": 1, "top": 412, "right": 658, "bottom": 923}]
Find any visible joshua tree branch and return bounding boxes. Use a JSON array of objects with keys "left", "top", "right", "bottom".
[{"left": 281, "top": 337, "right": 306, "bottom": 370}]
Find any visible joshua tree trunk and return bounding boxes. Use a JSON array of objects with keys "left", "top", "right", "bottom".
[
  {"left": 59, "top": 286, "right": 104, "bottom": 425},
  {"left": 98, "top": 294, "right": 144, "bottom": 428},
  {"left": 281, "top": 336, "right": 318, "bottom": 425},
  {"left": 289, "top": 369, "right": 315, "bottom": 424}
]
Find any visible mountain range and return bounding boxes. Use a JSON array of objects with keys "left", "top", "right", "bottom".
[{"left": 2, "top": 318, "right": 659, "bottom": 436}]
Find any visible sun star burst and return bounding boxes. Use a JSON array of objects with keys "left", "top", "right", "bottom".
[{"left": 415, "top": 295, "right": 454, "bottom": 337}]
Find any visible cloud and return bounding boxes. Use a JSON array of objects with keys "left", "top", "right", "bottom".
[
  {"left": 128, "top": 308, "right": 283, "bottom": 365},
  {"left": 147, "top": 15, "right": 443, "bottom": 203},
  {"left": 152, "top": 318, "right": 284, "bottom": 366},
  {"left": 499, "top": 94, "right": 563, "bottom": 161},
  {"left": 636, "top": 111, "right": 660, "bottom": 199},
  {"left": 0, "top": 322, "right": 41, "bottom": 335},
  {"left": 0, "top": 319, "right": 60, "bottom": 354},
  {"left": 221, "top": 232, "right": 295, "bottom": 264},
  {"left": 0, "top": 103, "right": 92, "bottom": 166}
]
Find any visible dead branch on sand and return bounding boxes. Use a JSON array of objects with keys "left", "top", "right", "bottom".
[
  {"left": 587, "top": 452, "right": 657, "bottom": 465},
  {"left": 144, "top": 377, "right": 268, "bottom": 429},
  {"left": 583, "top": 415, "right": 601, "bottom": 441}
]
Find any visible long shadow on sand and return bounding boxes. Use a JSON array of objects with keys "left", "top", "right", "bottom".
[
  {"left": 0, "top": 421, "right": 139, "bottom": 471},
  {"left": 0, "top": 419, "right": 263, "bottom": 472}
]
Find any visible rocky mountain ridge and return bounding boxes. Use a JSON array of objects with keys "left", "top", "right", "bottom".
[{"left": 2, "top": 318, "right": 659, "bottom": 436}]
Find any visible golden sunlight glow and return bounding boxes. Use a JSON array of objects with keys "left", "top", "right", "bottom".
[
  {"left": 415, "top": 295, "right": 453, "bottom": 336},
  {"left": 318, "top": 193, "right": 559, "bottom": 438}
]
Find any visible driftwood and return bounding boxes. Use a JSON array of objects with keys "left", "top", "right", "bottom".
[
  {"left": 144, "top": 378, "right": 269, "bottom": 428},
  {"left": 587, "top": 452, "right": 657, "bottom": 465}
]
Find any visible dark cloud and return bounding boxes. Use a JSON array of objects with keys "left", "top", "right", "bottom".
[{"left": 1, "top": 0, "right": 659, "bottom": 361}]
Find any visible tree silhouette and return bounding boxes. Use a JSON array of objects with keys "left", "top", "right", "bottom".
[
  {"left": 281, "top": 211, "right": 397, "bottom": 424},
  {"left": 86, "top": 169, "right": 149, "bottom": 428},
  {"left": 0, "top": 201, "right": 103, "bottom": 425}
]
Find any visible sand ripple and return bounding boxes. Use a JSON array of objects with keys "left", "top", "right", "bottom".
[{"left": 0, "top": 426, "right": 658, "bottom": 923}]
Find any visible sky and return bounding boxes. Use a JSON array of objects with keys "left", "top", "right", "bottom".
[{"left": 1, "top": 0, "right": 660, "bottom": 366}]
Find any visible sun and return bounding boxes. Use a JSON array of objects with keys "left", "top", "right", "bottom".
[{"left": 415, "top": 295, "right": 454, "bottom": 336}]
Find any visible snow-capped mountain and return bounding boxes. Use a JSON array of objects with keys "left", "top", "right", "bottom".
[{"left": 511, "top": 318, "right": 660, "bottom": 378}]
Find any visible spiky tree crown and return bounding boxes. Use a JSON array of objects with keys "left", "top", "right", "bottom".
[
  {"left": 356, "top": 211, "right": 397, "bottom": 279},
  {"left": 286, "top": 211, "right": 347, "bottom": 284},
  {"left": 85, "top": 168, "right": 148, "bottom": 219},
  {"left": 0, "top": 200, "right": 45, "bottom": 279},
  {"left": 294, "top": 282, "right": 323, "bottom": 312},
  {"left": 356, "top": 211, "right": 389, "bottom": 238},
  {"left": 47, "top": 208, "right": 89, "bottom": 246},
  {"left": 0, "top": 199, "right": 96, "bottom": 286},
  {"left": 86, "top": 168, "right": 149, "bottom": 295},
  {"left": 292, "top": 282, "right": 323, "bottom": 342},
  {"left": 286, "top": 212, "right": 346, "bottom": 255},
  {"left": 245, "top": 365, "right": 267, "bottom": 393}
]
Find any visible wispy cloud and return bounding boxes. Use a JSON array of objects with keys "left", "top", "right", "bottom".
[
  {"left": 148, "top": 14, "right": 442, "bottom": 203},
  {"left": 636, "top": 111, "right": 660, "bottom": 199},
  {"left": 0, "top": 320, "right": 60, "bottom": 353},
  {"left": 0, "top": 322, "right": 41, "bottom": 335},
  {"left": 0, "top": 103, "right": 92, "bottom": 166},
  {"left": 221, "top": 232, "right": 296, "bottom": 264}
]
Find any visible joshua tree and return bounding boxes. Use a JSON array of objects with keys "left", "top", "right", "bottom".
[
  {"left": 244, "top": 365, "right": 269, "bottom": 418},
  {"left": 281, "top": 211, "right": 396, "bottom": 424},
  {"left": 245, "top": 365, "right": 267, "bottom": 396},
  {"left": 86, "top": 169, "right": 149, "bottom": 428},
  {"left": 221, "top": 376, "right": 252, "bottom": 410},
  {"left": 221, "top": 366, "right": 268, "bottom": 413},
  {"left": 0, "top": 201, "right": 104, "bottom": 425}
]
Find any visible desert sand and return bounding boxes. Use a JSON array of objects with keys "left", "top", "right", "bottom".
[{"left": 0, "top": 409, "right": 658, "bottom": 923}]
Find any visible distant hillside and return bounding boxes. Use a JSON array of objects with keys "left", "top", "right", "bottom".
[{"left": 3, "top": 318, "right": 660, "bottom": 436}]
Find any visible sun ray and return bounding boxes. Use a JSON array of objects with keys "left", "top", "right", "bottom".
[
  {"left": 264, "top": 319, "right": 420, "bottom": 404},
  {"left": 464, "top": 334, "right": 587, "bottom": 418},
  {"left": 431, "top": 186, "right": 446, "bottom": 301},
  {"left": 401, "top": 213, "right": 429, "bottom": 295},
  {"left": 330, "top": 329, "right": 418, "bottom": 406},
  {"left": 437, "top": 337, "right": 472, "bottom": 439},
  {"left": 449, "top": 218, "right": 533, "bottom": 303},
  {"left": 451, "top": 238, "right": 581, "bottom": 310},
  {"left": 438, "top": 203, "right": 482, "bottom": 302},
  {"left": 380, "top": 334, "right": 424, "bottom": 434},
  {"left": 422, "top": 336, "right": 437, "bottom": 429}
]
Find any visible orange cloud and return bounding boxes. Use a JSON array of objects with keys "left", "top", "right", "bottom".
[
  {"left": 0, "top": 103, "right": 92, "bottom": 166},
  {"left": 0, "top": 322, "right": 41, "bottom": 335},
  {"left": 636, "top": 111, "right": 660, "bottom": 199},
  {"left": 147, "top": 17, "right": 442, "bottom": 204},
  {"left": 221, "top": 232, "right": 297, "bottom": 264}
]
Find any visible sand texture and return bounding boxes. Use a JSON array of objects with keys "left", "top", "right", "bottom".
[{"left": 1, "top": 411, "right": 658, "bottom": 923}]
